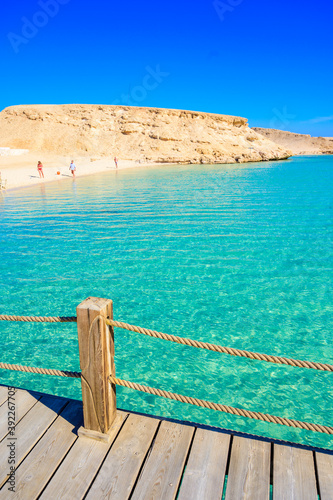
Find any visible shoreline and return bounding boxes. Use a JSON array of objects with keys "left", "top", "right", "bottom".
[
  {"left": 0, "top": 153, "right": 168, "bottom": 192},
  {"left": 2, "top": 153, "right": 330, "bottom": 193}
]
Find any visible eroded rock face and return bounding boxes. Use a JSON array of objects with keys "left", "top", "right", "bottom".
[
  {"left": 0, "top": 104, "right": 291, "bottom": 163},
  {"left": 253, "top": 128, "right": 333, "bottom": 156}
]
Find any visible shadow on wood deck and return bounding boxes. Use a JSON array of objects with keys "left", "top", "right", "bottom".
[{"left": 0, "top": 385, "right": 332, "bottom": 499}]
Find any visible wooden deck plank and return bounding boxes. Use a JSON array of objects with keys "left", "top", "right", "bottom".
[
  {"left": 40, "top": 410, "right": 128, "bottom": 500},
  {"left": 0, "top": 386, "right": 329, "bottom": 500},
  {"left": 0, "top": 389, "right": 40, "bottom": 442},
  {"left": 0, "top": 400, "right": 83, "bottom": 499},
  {"left": 315, "top": 452, "right": 333, "bottom": 500},
  {"left": 131, "top": 420, "right": 194, "bottom": 500},
  {"left": 86, "top": 413, "right": 160, "bottom": 500},
  {"left": 178, "top": 428, "right": 230, "bottom": 500},
  {"left": 273, "top": 445, "right": 317, "bottom": 500},
  {"left": 225, "top": 436, "right": 270, "bottom": 500},
  {"left": 0, "top": 394, "right": 67, "bottom": 488}
]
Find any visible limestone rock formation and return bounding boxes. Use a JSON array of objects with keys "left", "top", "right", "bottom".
[
  {"left": 253, "top": 128, "right": 333, "bottom": 156},
  {"left": 0, "top": 105, "right": 291, "bottom": 164}
]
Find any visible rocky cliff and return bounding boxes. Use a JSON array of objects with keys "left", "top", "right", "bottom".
[
  {"left": 253, "top": 128, "right": 333, "bottom": 156},
  {"left": 0, "top": 105, "right": 291, "bottom": 164}
]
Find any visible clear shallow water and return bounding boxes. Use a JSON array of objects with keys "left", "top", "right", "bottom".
[{"left": 0, "top": 156, "right": 332, "bottom": 449}]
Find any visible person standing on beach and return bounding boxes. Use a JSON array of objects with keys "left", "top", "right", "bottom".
[
  {"left": 37, "top": 161, "right": 44, "bottom": 178},
  {"left": 69, "top": 160, "right": 76, "bottom": 177},
  {"left": 114, "top": 157, "right": 118, "bottom": 169}
]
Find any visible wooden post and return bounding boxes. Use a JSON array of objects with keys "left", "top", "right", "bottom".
[{"left": 76, "top": 297, "right": 116, "bottom": 442}]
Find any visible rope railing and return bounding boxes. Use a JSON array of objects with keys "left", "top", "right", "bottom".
[
  {"left": 110, "top": 376, "right": 333, "bottom": 435},
  {"left": 0, "top": 359, "right": 332, "bottom": 435},
  {"left": 1, "top": 307, "right": 332, "bottom": 437},
  {"left": 1, "top": 313, "right": 332, "bottom": 372}
]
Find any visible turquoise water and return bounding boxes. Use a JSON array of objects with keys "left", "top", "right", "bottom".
[{"left": 0, "top": 156, "right": 332, "bottom": 449}]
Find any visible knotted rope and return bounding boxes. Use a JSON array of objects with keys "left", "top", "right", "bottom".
[
  {"left": 106, "top": 319, "right": 333, "bottom": 372},
  {"left": 0, "top": 362, "right": 81, "bottom": 378},
  {"left": 110, "top": 376, "right": 333, "bottom": 435}
]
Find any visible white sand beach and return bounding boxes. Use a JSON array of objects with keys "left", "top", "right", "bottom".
[{"left": 0, "top": 152, "right": 161, "bottom": 191}]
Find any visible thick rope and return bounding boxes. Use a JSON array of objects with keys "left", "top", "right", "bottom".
[
  {"left": 0, "top": 362, "right": 81, "bottom": 378},
  {"left": 1, "top": 314, "right": 332, "bottom": 372},
  {"left": 110, "top": 376, "right": 333, "bottom": 435},
  {"left": 106, "top": 319, "right": 333, "bottom": 372},
  {"left": 0, "top": 315, "right": 77, "bottom": 323}
]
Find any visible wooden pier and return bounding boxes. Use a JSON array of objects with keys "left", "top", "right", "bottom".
[
  {"left": 0, "top": 385, "right": 332, "bottom": 499},
  {"left": 1, "top": 297, "right": 333, "bottom": 498}
]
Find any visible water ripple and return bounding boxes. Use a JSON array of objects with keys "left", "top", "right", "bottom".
[{"left": 0, "top": 156, "right": 332, "bottom": 449}]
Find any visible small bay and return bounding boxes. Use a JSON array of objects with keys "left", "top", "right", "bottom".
[{"left": 0, "top": 155, "right": 332, "bottom": 449}]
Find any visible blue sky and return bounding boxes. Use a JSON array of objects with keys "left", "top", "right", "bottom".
[{"left": 1, "top": 0, "right": 332, "bottom": 136}]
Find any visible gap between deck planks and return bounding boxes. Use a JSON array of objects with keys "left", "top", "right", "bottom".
[
  {"left": 0, "top": 400, "right": 83, "bottom": 500},
  {"left": 0, "top": 387, "right": 332, "bottom": 500},
  {"left": 0, "top": 394, "right": 67, "bottom": 489}
]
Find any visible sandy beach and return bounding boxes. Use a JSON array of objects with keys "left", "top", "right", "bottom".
[
  {"left": 0, "top": 152, "right": 161, "bottom": 191},
  {"left": 0, "top": 104, "right": 291, "bottom": 186}
]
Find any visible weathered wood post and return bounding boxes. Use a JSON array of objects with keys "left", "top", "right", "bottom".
[{"left": 76, "top": 297, "right": 116, "bottom": 442}]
